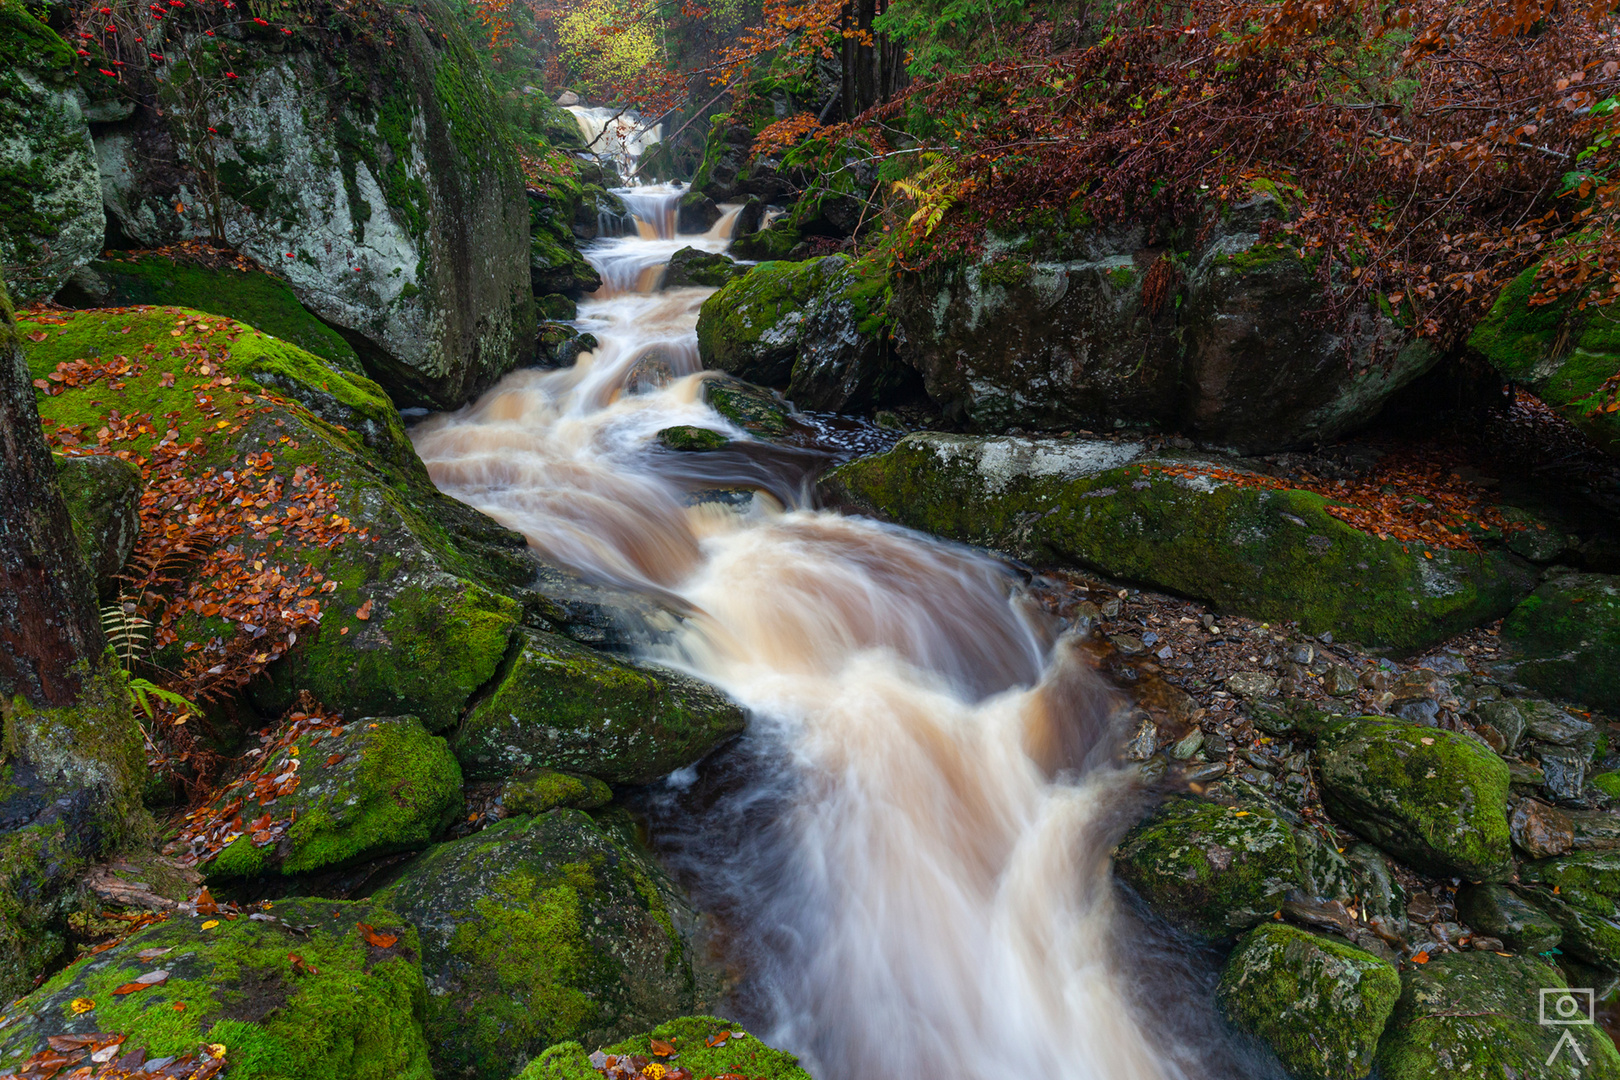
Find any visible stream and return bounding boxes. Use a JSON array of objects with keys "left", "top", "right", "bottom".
[{"left": 411, "top": 186, "right": 1274, "bottom": 1080}]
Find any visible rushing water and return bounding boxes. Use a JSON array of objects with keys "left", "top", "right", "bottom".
[{"left": 412, "top": 187, "right": 1272, "bottom": 1080}]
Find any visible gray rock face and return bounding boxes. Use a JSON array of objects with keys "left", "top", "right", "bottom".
[
  {"left": 0, "top": 9, "right": 105, "bottom": 302},
  {"left": 91, "top": 0, "right": 534, "bottom": 408},
  {"left": 53, "top": 454, "right": 140, "bottom": 599},
  {"left": 1456, "top": 883, "right": 1563, "bottom": 953}
]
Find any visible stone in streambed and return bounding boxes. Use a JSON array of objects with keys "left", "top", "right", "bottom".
[
  {"left": 1315, "top": 718, "right": 1512, "bottom": 881},
  {"left": 1456, "top": 883, "right": 1563, "bottom": 954},
  {"left": 1113, "top": 797, "right": 1301, "bottom": 940},
  {"left": 1375, "top": 952, "right": 1620, "bottom": 1079},
  {"left": 0, "top": 896, "right": 433, "bottom": 1079},
  {"left": 205, "top": 716, "right": 462, "bottom": 879},
  {"left": 454, "top": 628, "right": 746, "bottom": 785},
  {"left": 1517, "top": 852, "right": 1620, "bottom": 970},
  {"left": 657, "top": 425, "right": 730, "bottom": 452},
  {"left": 663, "top": 246, "right": 744, "bottom": 289},
  {"left": 379, "top": 811, "right": 719, "bottom": 1080},
  {"left": 1502, "top": 572, "right": 1620, "bottom": 714},
  {"left": 821, "top": 433, "right": 1535, "bottom": 652},
  {"left": 1217, "top": 922, "right": 1400, "bottom": 1080}
]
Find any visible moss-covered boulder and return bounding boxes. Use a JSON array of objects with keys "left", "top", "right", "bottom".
[
  {"left": 1469, "top": 253, "right": 1620, "bottom": 456},
  {"left": 0, "top": 896, "right": 434, "bottom": 1080},
  {"left": 22, "top": 305, "right": 533, "bottom": 732},
  {"left": 730, "top": 222, "right": 803, "bottom": 262},
  {"left": 58, "top": 254, "right": 363, "bottom": 374},
  {"left": 1217, "top": 923, "right": 1400, "bottom": 1080},
  {"left": 0, "top": 0, "right": 104, "bottom": 301},
  {"left": 501, "top": 769, "right": 612, "bottom": 816},
  {"left": 1456, "top": 883, "right": 1563, "bottom": 954},
  {"left": 522, "top": 1016, "right": 812, "bottom": 1080},
  {"left": 1375, "top": 952, "right": 1620, "bottom": 1080},
  {"left": 378, "top": 811, "right": 716, "bottom": 1080},
  {"left": 1113, "top": 798, "right": 1302, "bottom": 940},
  {"left": 697, "top": 255, "right": 902, "bottom": 412},
  {"left": 664, "top": 247, "right": 744, "bottom": 289},
  {"left": 205, "top": 716, "right": 462, "bottom": 879},
  {"left": 54, "top": 453, "right": 141, "bottom": 598},
  {"left": 822, "top": 434, "right": 1535, "bottom": 651},
  {"left": 703, "top": 376, "right": 793, "bottom": 438},
  {"left": 1502, "top": 572, "right": 1620, "bottom": 713},
  {"left": 455, "top": 629, "right": 746, "bottom": 785},
  {"left": 1518, "top": 853, "right": 1620, "bottom": 970},
  {"left": 1316, "top": 718, "right": 1512, "bottom": 881},
  {"left": 657, "top": 425, "right": 730, "bottom": 452},
  {"left": 93, "top": 0, "right": 534, "bottom": 408},
  {"left": 531, "top": 191, "right": 603, "bottom": 298}
]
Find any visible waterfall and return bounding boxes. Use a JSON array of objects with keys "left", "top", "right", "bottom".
[{"left": 566, "top": 105, "right": 664, "bottom": 174}]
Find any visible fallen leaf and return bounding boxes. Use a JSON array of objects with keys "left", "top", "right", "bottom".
[
  {"left": 355, "top": 598, "right": 373, "bottom": 621},
  {"left": 357, "top": 923, "right": 398, "bottom": 948},
  {"left": 1411, "top": 951, "right": 1430, "bottom": 964},
  {"left": 649, "top": 1037, "right": 675, "bottom": 1057},
  {"left": 201, "top": 920, "right": 219, "bottom": 930},
  {"left": 134, "top": 969, "right": 170, "bottom": 985},
  {"left": 70, "top": 998, "right": 95, "bottom": 1014},
  {"left": 208, "top": 1043, "right": 227, "bottom": 1059},
  {"left": 113, "top": 981, "right": 151, "bottom": 995},
  {"left": 196, "top": 887, "right": 219, "bottom": 915},
  {"left": 27, "top": 331, "right": 48, "bottom": 343},
  {"left": 325, "top": 753, "right": 345, "bottom": 766},
  {"left": 704, "top": 1032, "right": 731, "bottom": 1048}
]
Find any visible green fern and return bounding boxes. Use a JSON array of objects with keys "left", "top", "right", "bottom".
[
  {"left": 101, "top": 599, "right": 151, "bottom": 671},
  {"left": 126, "top": 677, "right": 198, "bottom": 724}
]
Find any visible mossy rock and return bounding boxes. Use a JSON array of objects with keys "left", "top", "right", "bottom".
[
  {"left": 60, "top": 255, "right": 363, "bottom": 374},
  {"left": 537, "top": 294, "right": 578, "bottom": 321},
  {"left": 1316, "top": 718, "right": 1512, "bottom": 881},
  {"left": 1217, "top": 922, "right": 1400, "bottom": 1080},
  {"left": 455, "top": 628, "right": 746, "bottom": 785},
  {"left": 664, "top": 247, "right": 744, "bottom": 290},
  {"left": 702, "top": 377, "right": 792, "bottom": 438},
  {"left": 1375, "top": 951, "right": 1620, "bottom": 1079},
  {"left": 1595, "top": 771, "right": 1620, "bottom": 800},
  {"left": 1456, "top": 883, "right": 1563, "bottom": 954},
  {"left": 1469, "top": 253, "right": 1620, "bottom": 456},
  {"left": 730, "top": 223, "right": 803, "bottom": 263},
  {"left": 657, "top": 425, "right": 730, "bottom": 452},
  {"left": 53, "top": 453, "right": 140, "bottom": 598},
  {"left": 500, "top": 769, "right": 612, "bottom": 816},
  {"left": 22, "top": 306, "right": 533, "bottom": 732},
  {"left": 1113, "top": 797, "right": 1302, "bottom": 940},
  {"left": 206, "top": 716, "right": 462, "bottom": 879},
  {"left": 1517, "top": 852, "right": 1620, "bottom": 970},
  {"left": 522, "top": 1016, "right": 813, "bottom": 1080},
  {"left": 1502, "top": 572, "right": 1620, "bottom": 714},
  {"left": 0, "top": 897, "right": 432, "bottom": 1079},
  {"left": 378, "top": 811, "right": 715, "bottom": 1080},
  {"left": 697, "top": 257, "right": 848, "bottom": 387},
  {"left": 822, "top": 434, "right": 1536, "bottom": 652},
  {"left": 0, "top": 0, "right": 104, "bottom": 301}
]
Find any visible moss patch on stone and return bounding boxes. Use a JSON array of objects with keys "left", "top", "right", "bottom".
[
  {"left": 501, "top": 769, "right": 612, "bottom": 816},
  {"left": 522, "top": 1017, "right": 813, "bottom": 1080},
  {"left": 657, "top": 425, "right": 730, "bottom": 452},
  {"left": 1502, "top": 572, "right": 1620, "bottom": 714}
]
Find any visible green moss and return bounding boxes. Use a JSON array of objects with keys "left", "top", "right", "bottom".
[
  {"left": 1113, "top": 797, "right": 1301, "bottom": 940},
  {"left": 657, "top": 425, "right": 730, "bottom": 451},
  {"left": 0, "top": 898, "right": 433, "bottom": 1080},
  {"left": 704, "top": 380, "right": 791, "bottom": 437},
  {"left": 522, "top": 1017, "right": 814, "bottom": 1080},
  {"left": 501, "top": 769, "right": 612, "bottom": 816},
  {"left": 690, "top": 113, "right": 734, "bottom": 194},
  {"left": 1502, "top": 573, "right": 1620, "bottom": 713},
  {"left": 1316, "top": 718, "right": 1512, "bottom": 880},
  {"left": 981, "top": 257, "right": 1034, "bottom": 291},
  {"left": 1220, "top": 243, "right": 1294, "bottom": 274},
  {"left": 1218, "top": 923, "right": 1399, "bottom": 1080},
  {"left": 1593, "top": 771, "right": 1620, "bottom": 799},
  {"left": 729, "top": 223, "right": 802, "bottom": 263}
]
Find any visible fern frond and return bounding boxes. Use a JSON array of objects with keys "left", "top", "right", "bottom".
[{"left": 101, "top": 600, "right": 152, "bottom": 671}]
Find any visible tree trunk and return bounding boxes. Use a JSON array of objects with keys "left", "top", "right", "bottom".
[
  {"left": 841, "top": 0, "right": 908, "bottom": 119},
  {"left": 0, "top": 274, "right": 105, "bottom": 707}
]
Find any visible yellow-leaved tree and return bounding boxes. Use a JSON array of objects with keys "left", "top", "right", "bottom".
[{"left": 555, "top": 0, "right": 661, "bottom": 90}]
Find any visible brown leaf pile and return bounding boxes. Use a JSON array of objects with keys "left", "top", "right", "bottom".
[{"left": 0, "top": 1035, "right": 225, "bottom": 1079}]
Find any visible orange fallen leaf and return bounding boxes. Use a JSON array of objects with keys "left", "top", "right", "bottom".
[
  {"left": 1411, "top": 951, "right": 1430, "bottom": 964},
  {"left": 196, "top": 887, "right": 219, "bottom": 915},
  {"left": 649, "top": 1037, "right": 675, "bottom": 1057},
  {"left": 325, "top": 753, "right": 345, "bottom": 766},
  {"left": 357, "top": 923, "right": 398, "bottom": 948},
  {"left": 355, "top": 598, "right": 373, "bottom": 621},
  {"left": 27, "top": 331, "right": 48, "bottom": 343},
  {"left": 704, "top": 1032, "right": 732, "bottom": 1048},
  {"left": 113, "top": 981, "right": 151, "bottom": 995}
]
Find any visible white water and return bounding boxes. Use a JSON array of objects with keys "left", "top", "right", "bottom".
[
  {"left": 412, "top": 187, "right": 1224, "bottom": 1080},
  {"left": 566, "top": 105, "right": 664, "bottom": 174}
]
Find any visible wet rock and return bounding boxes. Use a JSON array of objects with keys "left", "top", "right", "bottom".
[
  {"left": 1572, "top": 808, "right": 1620, "bottom": 851},
  {"left": 1502, "top": 572, "right": 1620, "bottom": 713},
  {"left": 1375, "top": 952, "right": 1620, "bottom": 1079},
  {"left": 1226, "top": 671, "right": 1277, "bottom": 700},
  {"left": 663, "top": 247, "right": 745, "bottom": 289},
  {"left": 657, "top": 425, "right": 731, "bottom": 452},
  {"left": 1315, "top": 718, "right": 1513, "bottom": 880},
  {"left": 730, "top": 222, "right": 803, "bottom": 262},
  {"left": 703, "top": 376, "right": 793, "bottom": 438},
  {"left": 0, "top": 8, "right": 104, "bottom": 301},
  {"left": 380, "top": 811, "right": 718, "bottom": 1079},
  {"left": 1470, "top": 698, "right": 1527, "bottom": 753},
  {"left": 821, "top": 434, "right": 1536, "bottom": 652},
  {"left": 53, "top": 454, "right": 140, "bottom": 599},
  {"left": 454, "top": 628, "right": 746, "bottom": 785},
  {"left": 677, "top": 192, "right": 722, "bottom": 234},
  {"left": 1326, "top": 665, "right": 1361, "bottom": 696},
  {"left": 0, "top": 897, "right": 433, "bottom": 1079},
  {"left": 1539, "top": 744, "right": 1592, "bottom": 805},
  {"left": 205, "top": 716, "right": 461, "bottom": 879},
  {"left": 1517, "top": 852, "right": 1620, "bottom": 969},
  {"left": 1456, "top": 883, "right": 1564, "bottom": 954},
  {"left": 523, "top": 1016, "right": 812, "bottom": 1080},
  {"left": 1113, "top": 797, "right": 1302, "bottom": 940},
  {"left": 1344, "top": 843, "right": 1410, "bottom": 945},
  {"left": 1217, "top": 922, "right": 1399, "bottom": 1080},
  {"left": 499, "top": 769, "right": 612, "bottom": 816},
  {"left": 1510, "top": 798, "right": 1576, "bottom": 858},
  {"left": 1522, "top": 700, "right": 1599, "bottom": 748}
]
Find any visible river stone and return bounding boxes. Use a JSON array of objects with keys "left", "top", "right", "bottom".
[
  {"left": 93, "top": 0, "right": 535, "bottom": 409},
  {"left": 378, "top": 811, "right": 717, "bottom": 1080},
  {"left": 1315, "top": 718, "right": 1513, "bottom": 881},
  {"left": 0, "top": 3, "right": 104, "bottom": 302},
  {"left": 523, "top": 1016, "right": 813, "bottom": 1080},
  {"left": 1217, "top": 922, "right": 1399, "bottom": 1080},
  {"left": 821, "top": 434, "right": 1536, "bottom": 652},
  {"left": 1522, "top": 699, "right": 1600, "bottom": 748},
  {"left": 703, "top": 376, "right": 793, "bottom": 438},
  {"left": 1510, "top": 798, "right": 1575, "bottom": 858},
  {"left": 1470, "top": 698, "right": 1527, "bottom": 754},
  {"left": 205, "top": 716, "right": 462, "bottom": 879},
  {"left": 1517, "top": 852, "right": 1620, "bottom": 969},
  {"left": 1375, "top": 952, "right": 1620, "bottom": 1080},
  {"left": 1456, "top": 883, "right": 1563, "bottom": 954},
  {"left": 53, "top": 453, "right": 140, "bottom": 599},
  {"left": 0, "top": 897, "right": 433, "bottom": 1080},
  {"left": 1113, "top": 797, "right": 1301, "bottom": 940},
  {"left": 1502, "top": 573, "right": 1620, "bottom": 713},
  {"left": 500, "top": 769, "right": 612, "bottom": 816},
  {"left": 658, "top": 425, "right": 730, "bottom": 451},
  {"left": 1344, "top": 843, "right": 1409, "bottom": 945},
  {"left": 664, "top": 246, "right": 745, "bottom": 289},
  {"left": 455, "top": 628, "right": 746, "bottom": 785},
  {"left": 1539, "top": 744, "right": 1593, "bottom": 805}
]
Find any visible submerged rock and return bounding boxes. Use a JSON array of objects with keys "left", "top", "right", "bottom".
[
  {"left": 523, "top": 1016, "right": 812, "bottom": 1080},
  {"left": 454, "top": 628, "right": 746, "bottom": 785},
  {"left": 1502, "top": 572, "right": 1620, "bottom": 713},
  {"left": 205, "top": 716, "right": 462, "bottom": 879},
  {"left": 1217, "top": 922, "right": 1400, "bottom": 1080},
  {"left": 822, "top": 434, "right": 1535, "bottom": 651},
  {"left": 0, "top": 897, "right": 434, "bottom": 1079},
  {"left": 54, "top": 454, "right": 141, "bottom": 599},
  {"left": 1113, "top": 797, "right": 1301, "bottom": 940},
  {"left": 1315, "top": 718, "right": 1512, "bottom": 881},
  {"left": 1375, "top": 952, "right": 1620, "bottom": 1079},
  {"left": 379, "top": 811, "right": 718, "bottom": 1080}
]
